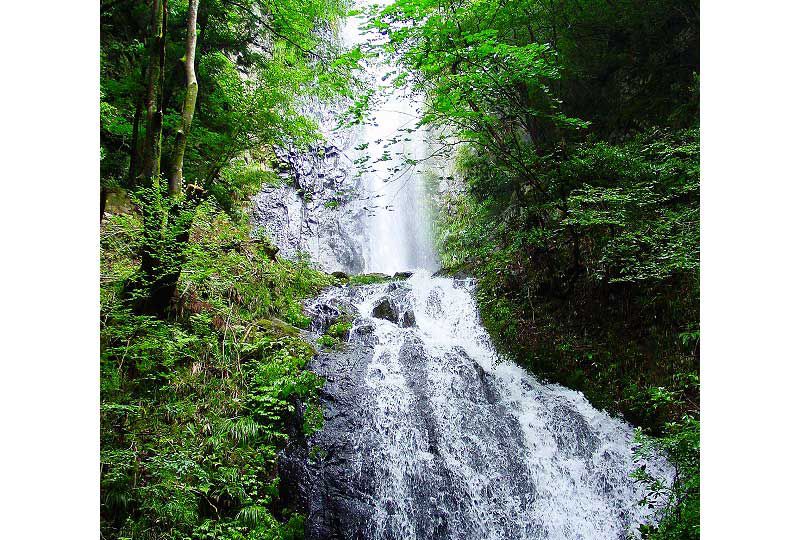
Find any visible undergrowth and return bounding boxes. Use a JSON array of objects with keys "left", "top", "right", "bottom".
[{"left": 100, "top": 201, "right": 334, "bottom": 539}]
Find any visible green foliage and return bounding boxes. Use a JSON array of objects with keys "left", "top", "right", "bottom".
[
  {"left": 348, "top": 273, "right": 392, "bottom": 285},
  {"left": 101, "top": 201, "right": 333, "bottom": 539},
  {"left": 326, "top": 320, "right": 352, "bottom": 339},
  {"left": 100, "top": 1, "right": 359, "bottom": 537},
  {"left": 377, "top": 0, "right": 587, "bottom": 144},
  {"left": 562, "top": 129, "right": 700, "bottom": 284},
  {"left": 315, "top": 316, "right": 352, "bottom": 350},
  {"left": 316, "top": 334, "right": 337, "bottom": 349},
  {"left": 101, "top": 0, "right": 357, "bottom": 193},
  {"left": 633, "top": 393, "right": 700, "bottom": 540}
]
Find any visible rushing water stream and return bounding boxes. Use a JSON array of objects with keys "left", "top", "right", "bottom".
[
  {"left": 290, "top": 274, "right": 673, "bottom": 539},
  {"left": 259, "top": 3, "right": 674, "bottom": 538}
]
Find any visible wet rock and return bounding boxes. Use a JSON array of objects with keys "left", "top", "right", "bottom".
[
  {"left": 354, "top": 323, "right": 375, "bottom": 336},
  {"left": 331, "top": 271, "right": 349, "bottom": 281},
  {"left": 393, "top": 271, "right": 414, "bottom": 280},
  {"left": 401, "top": 310, "right": 416, "bottom": 328},
  {"left": 371, "top": 297, "right": 398, "bottom": 323},
  {"left": 385, "top": 282, "right": 403, "bottom": 293},
  {"left": 306, "top": 302, "right": 341, "bottom": 333}
]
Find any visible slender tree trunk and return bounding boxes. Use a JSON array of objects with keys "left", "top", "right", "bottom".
[
  {"left": 146, "top": 0, "right": 202, "bottom": 314},
  {"left": 141, "top": 0, "right": 168, "bottom": 181},
  {"left": 130, "top": 1, "right": 202, "bottom": 317},
  {"left": 169, "top": 0, "right": 200, "bottom": 196},
  {"left": 127, "top": 97, "right": 143, "bottom": 186}
]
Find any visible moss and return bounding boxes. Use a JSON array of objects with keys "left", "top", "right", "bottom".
[
  {"left": 316, "top": 335, "right": 337, "bottom": 349},
  {"left": 326, "top": 320, "right": 352, "bottom": 339},
  {"left": 255, "top": 317, "right": 301, "bottom": 338},
  {"left": 348, "top": 273, "right": 391, "bottom": 285}
]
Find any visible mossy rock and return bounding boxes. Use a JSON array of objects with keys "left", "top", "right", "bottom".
[
  {"left": 104, "top": 187, "right": 134, "bottom": 215},
  {"left": 326, "top": 319, "right": 353, "bottom": 339},
  {"left": 349, "top": 273, "right": 391, "bottom": 285},
  {"left": 255, "top": 317, "right": 301, "bottom": 338}
]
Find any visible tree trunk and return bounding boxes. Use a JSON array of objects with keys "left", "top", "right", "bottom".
[
  {"left": 127, "top": 96, "right": 143, "bottom": 186},
  {"left": 140, "top": 0, "right": 168, "bottom": 181},
  {"left": 169, "top": 0, "right": 200, "bottom": 196},
  {"left": 127, "top": 0, "right": 171, "bottom": 315}
]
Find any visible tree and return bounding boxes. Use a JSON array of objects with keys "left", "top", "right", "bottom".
[
  {"left": 140, "top": 0, "right": 168, "bottom": 182},
  {"left": 110, "top": 0, "right": 356, "bottom": 315},
  {"left": 169, "top": 0, "right": 200, "bottom": 197}
]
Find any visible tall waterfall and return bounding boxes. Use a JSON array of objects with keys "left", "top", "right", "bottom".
[
  {"left": 339, "top": 2, "right": 438, "bottom": 273},
  {"left": 251, "top": 0, "right": 439, "bottom": 274},
  {"left": 271, "top": 3, "right": 674, "bottom": 539}
]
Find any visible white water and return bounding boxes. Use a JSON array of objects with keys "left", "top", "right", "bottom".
[
  {"left": 339, "top": 2, "right": 438, "bottom": 273},
  {"left": 330, "top": 274, "right": 673, "bottom": 539}
]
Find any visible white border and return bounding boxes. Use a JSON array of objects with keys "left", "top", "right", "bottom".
[{"left": 3, "top": 0, "right": 800, "bottom": 538}]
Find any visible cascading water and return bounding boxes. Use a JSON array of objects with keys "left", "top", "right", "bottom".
[
  {"left": 291, "top": 275, "right": 673, "bottom": 539},
  {"left": 270, "top": 2, "right": 673, "bottom": 538}
]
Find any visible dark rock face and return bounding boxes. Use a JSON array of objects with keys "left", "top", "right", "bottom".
[
  {"left": 370, "top": 298, "right": 396, "bottom": 323},
  {"left": 400, "top": 310, "right": 416, "bottom": 328},
  {"left": 280, "top": 296, "right": 381, "bottom": 539}
]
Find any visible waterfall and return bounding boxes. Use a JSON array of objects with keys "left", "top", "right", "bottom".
[
  {"left": 292, "top": 275, "right": 673, "bottom": 539},
  {"left": 250, "top": 0, "right": 438, "bottom": 274},
  {"left": 339, "top": 1, "right": 438, "bottom": 273},
  {"left": 268, "top": 3, "right": 674, "bottom": 538}
]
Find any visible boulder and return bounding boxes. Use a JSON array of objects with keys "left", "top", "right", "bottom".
[
  {"left": 103, "top": 186, "right": 134, "bottom": 215},
  {"left": 371, "top": 298, "right": 398, "bottom": 323},
  {"left": 255, "top": 317, "right": 300, "bottom": 338}
]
